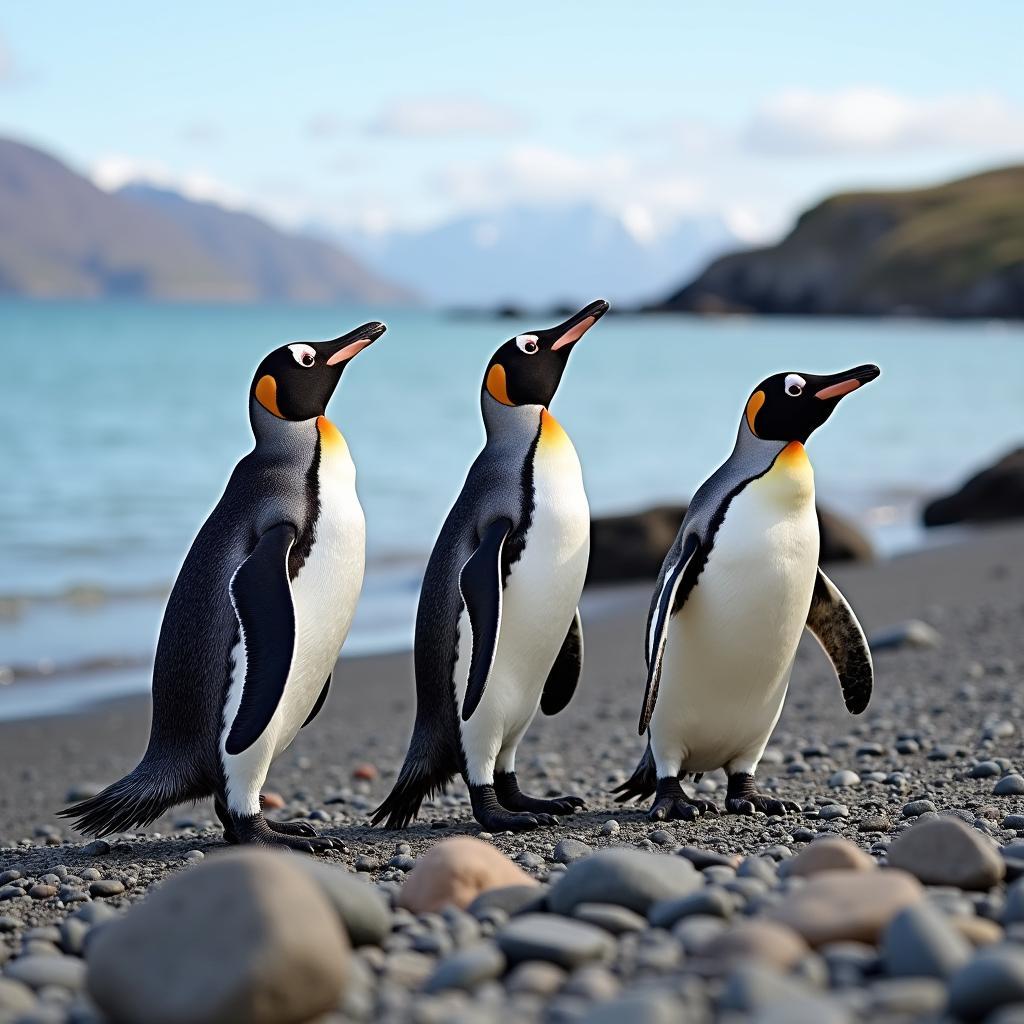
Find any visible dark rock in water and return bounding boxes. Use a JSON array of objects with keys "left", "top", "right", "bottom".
[
  {"left": 86, "top": 848, "right": 349, "bottom": 1024},
  {"left": 587, "top": 503, "right": 872, "bottom": 584},
  {"left": 924, "top": 448, "right": 1024, "bottom": 527}
]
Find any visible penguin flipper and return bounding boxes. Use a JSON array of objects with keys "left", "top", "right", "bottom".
[
  {"left": 639, "top": 533, "right": 702, "bottom": 735},
  {"left": 459, "top": 517, "right": 513, "bottom": 722},
  {"left": 302, "top": 674, "right": 331, "bottom": 728},
  {"left": 805, "top": 568, "right": 873, "bottom": 714},
  {"left": 540, "top": 608, "right": 583, "bottom": 715},
  {"left": 224, "top": 523, "right": 297, "bottom": 756}
]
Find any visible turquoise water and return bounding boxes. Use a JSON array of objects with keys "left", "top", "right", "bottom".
[{"left": 1, "top": 301, "right": 1022, "bottom": 713}]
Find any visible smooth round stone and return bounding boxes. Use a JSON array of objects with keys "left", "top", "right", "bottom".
[
  {"left": 858, "top": 815, "right": 890, "bottom": 833},
  {"left": 881, "top": 902, "right": 971, "bottom": 978},
  {"left": 467, "top": 884, "right": 543, "bottom": 920},
  {"left": 599, "top": 821, "right": 619, "bottom": 837},
  {"left": 547, "top": 849, "right": 700, "bottom": 916},
  {"left": 768, "top": 869, "right": 923, "bottom": 947},
  {"left": 700, "top": 919, "right": 808, "bottom": 971},
  {"left": 289, "top": 858, "right": 391, "bottom": 946},
  {"left": 81, "top": 840, "right": 111, "bottom": 857},
  {"left": 28, "top": 884, "right": 58, "bottom": 900},
  {"left": 422, "top": 942, "right": 505, "bottom": 993},
  {"left": 505, "top": 960, "right": 567, "bottom": 996},
  {"left": 1003, "top": 815, "right": 1024, "bottom": 831},
  {"left": 783, "top": 837, "right": 873, "bottom": 878},
  {"left": 562, "top": 964, "right": 619, "bottom": 1001},
  {"left": 887, "top": 817, "right": 1006, "bottom": 890},
  {"left": 496, "top": 914, "right": 613, "bottom": 970},
  {"left": 865, "top": 977, "right": 946, "bottom": 1016},
  {"left": 949, "top": 946, "right": 1024, "bottom": 1020},
  {"left": 88, "top": 880, "right": 125, "bottom": 898},
  {"left": 581, "top": 990, "right": 681, "bottom": 1024},
  {"left": 677, "top": 847, "right": 739, "bottom": 870},
  {"left": 0, "top": 978, "right": 37, "bottom": 1015},
  {"left": 737, "top": 857, "right": 777, "bottom": 885},
  {"left": 902, "top": 799, "right": 937, "bottom": 818},
  {"left": 970, "top": 761, "right": 1003, "bottom": 779},
  {"left": 553, "top": 839, "right": 592, "bottom": 865},
  {"left": 649, "top": 886, "right": 734, "bottom": 928},
  {"left": 0, "top": 870, "right": 22, "bottom": 886},
  {"left": 828, "top": 771, "right": 860, "bottom": 789},
  {"left": 5, "top": 955, "right": 87, "bottom": 991},
  {"left": 720, "top": 963, "right": 830, "bottom": 1015},
  {"left": 817, "top": 805, "right": 849, "bottom": 821},
  {"left": 672, "top": 914, "right": 727, "bottom": 954},
  {"left": 1003, "top": 880, "right": 1024, "bottom": 925},
  {"left": 516, "top": 851, "right": 546, "bottom": 869},
  {"left": 571, "top": 902, "right": 646, "bottom": 935},
  {"left": 996, "top": 776, "right": 1024, "bottom": 797}
]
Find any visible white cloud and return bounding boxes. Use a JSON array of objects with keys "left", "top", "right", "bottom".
[
  {"left": 746, "top": 87, "right": 1024, "bottom": 155},
  {"left": 90, "top": 155, "right": 249, "bottom": 210},
  {"left": 367, "top": 97, "right": 524, "bottom": 137},
  {"left": 433, "top": 144, "right": 705, "bottom": 225}
]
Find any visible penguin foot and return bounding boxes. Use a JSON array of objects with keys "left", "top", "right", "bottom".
[
  {"left": 228, "top": 812, "right": 338, "bottom": 853},
  {"left": 725, "top": 773, "right": 801, "bottom": 817},
  {"left": 266, "top": 819, "right": 319, "bottom": 838},
  {"left": 493, "top": 772, "right": 585, "bottom": 817},
  {"left": 647, "top": 776, "right": 719, "bottom": 822},
  {"left": 470, "top": 784, "right": 548, "bottom": 832}
]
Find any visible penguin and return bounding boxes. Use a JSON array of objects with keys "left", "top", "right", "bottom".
[
  {"left": 60, "top": 321, "right": 386, "bottom": 851},
  {"left": 372, "top": 300, "right": 608, "bottom": 833},
  {"left": 613, "top": 365, "right": 879, "bottom": 821}
]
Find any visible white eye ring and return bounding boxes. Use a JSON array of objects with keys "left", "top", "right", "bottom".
[
  {"left": 784, "top": 373, "right": 806, "bottom": 397},
  {"left": 515, "top": 335, "right": 539, "bottom": 355},
  {"left": 288, "top": 344, "right": 317, "bottom": 368}
]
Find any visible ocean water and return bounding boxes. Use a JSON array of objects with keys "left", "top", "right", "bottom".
[{"left": 1, "top": 301, "right": 1022, "bottom": 717}]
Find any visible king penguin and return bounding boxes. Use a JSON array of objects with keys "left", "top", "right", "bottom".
[
  {"left": 614, "top": 364, "right": 880, "bottom": 821},
  {"left": 373, "top": 300, "right": 609, "bottom": 833},
  {"left": 60, "top": 321, "right": 386, "bottom": 851}
]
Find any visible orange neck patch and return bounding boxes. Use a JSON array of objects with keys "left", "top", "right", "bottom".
[
  {"left": 745, "top": 390, "right": 765, "bottom": 435},
  {"left": 316, "top": 415, "right": 346, "bottom": 452},
  {"left": 254, "top": 374, "right": 284, "bottom": 418},
  {"left": 539, "top": 408, "right": 570, "bottom": 449},
  {"left": 485, "top": 364, "right": 515, "bottom": 406}
]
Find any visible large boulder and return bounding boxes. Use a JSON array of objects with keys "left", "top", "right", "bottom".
[
  {"left": 87, "top": 848, "right": 349, "bottom": 1024},
  {"left": 398, "top": 837, "right": 537, "bottom": 914},
  {"left": 924, "top": 448, "right": 1024, "bottom": 526},
  {"left": 587, "top": 503, "right": 872, "bottom": 584}
]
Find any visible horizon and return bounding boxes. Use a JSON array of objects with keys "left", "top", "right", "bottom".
[{"left": 4, "top": 2, "right": 1024, "bottom": 249}]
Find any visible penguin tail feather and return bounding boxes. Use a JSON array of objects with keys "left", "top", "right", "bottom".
[
  {"left": 610, "top": 743, "right": 658, "bottom": 803},
  {"left": 57, "top": 755, "right": 205, "bottom": 837},
  {"left": 370, "top": 757, "right": 453, "bottom": 830}
]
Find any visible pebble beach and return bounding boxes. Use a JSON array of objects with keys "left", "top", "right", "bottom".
[{"left": 1, "top": 523, "right": 1023, "bottom": 1023}]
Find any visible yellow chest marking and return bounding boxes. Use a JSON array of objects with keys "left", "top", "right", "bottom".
[
  {"left": 538, "top": 408, "right": 571, "bottom": 453},
  {"left": 755, "top": 441, "right": 814, "bottom": 503},
  {"left": 316, "top": 415, "right": 349, "bottom": 455}
]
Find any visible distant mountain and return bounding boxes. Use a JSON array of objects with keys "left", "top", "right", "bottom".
[
  {"left": 0, "top": 137, "right": 413, "bottom": 303},
  {"left": 334, "top": 204, "right": 736, "bottom": 307},
  {"left": 653, "top": 167, "right": 1024, "bottom": 319}
]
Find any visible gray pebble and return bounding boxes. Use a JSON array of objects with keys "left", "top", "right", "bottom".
[
  {"left": 0, "top": 870, "right": 21, "bottom": 886},
  {"left": 81, "top": 840, "right": 111, "bottom": 856},
  {"left": 80, "top": 868, "right": 101, "bottom": 882},
  {"left": 970, "top": 761, "right": 1003, "bottom": 779},
  {"left": 0, "top": 978, "right": 37, "bottom": 1015},
  {"left": 505, "top": 960, "right": 566, "bottom": 996},
  {"left": 1003, "top": 815, "right": 1024, "bottom": 831},
  {"left": 553, "top": 839, "right": 592, "bottom": 865},
  {"left": 496, "top": 913, "right": 614, "bottom": 969},
  {"left": 817, "top": 805, "right": 849, "bottom": 820},
  {"left": 4, "top": 954, "right": 87, "bottom": 991},
  {"left": 515, "top": 851, "right": 546, "bottom": 869},
  {"left": 649, "top": 886, "right": 734, "bottom": 928},
  {"left": 88, "top": 880, "right": 125, "bottom": 898},
  {"left": 949, "top": 946, "right": 1024, "bottom": 1020},
  {"left": 28, "top": 884, "right": 58, "bottom": 900},
  {"left": 468, "top": 885, "right": 544, "bottom": 920},
  {"left": 902, "top": 799, "right": 937, "bottom": 817},
  {"left": 570, "top": 902, "right": 646, "bottom": 935},
  {"left": 562, "top": 964, "right": 619, "bottom": 1001},
  {"left": 828, "top": 770, "right": 860, "bottom": 788},
  {"left": 423, "top": 942, "right": 505, "bottom": 993},
  {"left": 599, "top": 820, "right": 619, "bottom": 837},
  {"left": 996, "top": 775, "right": 1024, "bottom": 796},
  {"left": 580, "top": 989, "right": 681, "bottom": 1024},
  {"left": 881, "top": 902, "right": 971, "bottom": 978}
]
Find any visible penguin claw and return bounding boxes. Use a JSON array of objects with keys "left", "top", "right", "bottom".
[
  {"left": 648, "top": 796, "right": 700, "bottom": 822},
  {"left": 725, "top": 798, "right": 757, "bottom": 816},
  {"left": 725, "top": 795, "right": 800, "bottom": 817},
  {"left": 267, "top": 819, "right": 319, "bottom": 838},
  {"left": 476, "top": 811, "right": 541, "bottom": 833}
]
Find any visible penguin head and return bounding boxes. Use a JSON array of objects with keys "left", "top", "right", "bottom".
[
  {"left": 481, "top": 299, "right": 609, "bottom": 410},
  {"left": 249, "top": 321, "right": 386, "bottom": 423},
  {"left": 743, "top": 364, "right": 880, "bottom": 443}
]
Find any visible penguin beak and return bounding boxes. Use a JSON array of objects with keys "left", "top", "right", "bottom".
[
  {"left": 815, "top": 364, "right": 880, "bottom": 401},
  {"left": 322, "top": 321, "right": 387, "bottom": 366},
  {"left": 549, "top": 299, "right": 610, "bottom": 352}
]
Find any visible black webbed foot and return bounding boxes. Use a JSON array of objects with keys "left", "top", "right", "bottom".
[
  {"left": 471, "top": 784, "right": 552, "bottom": 832},
  {"left": 647, "top": 776, "right": 720, "bottom": 822},
  {"left": 494, "top": 771, "right": 585, "bottom": 818},
  {"left": 725, "top": 772, "right": 801, "bottom": 816},
  {"left": 223, "top": 810, "right": 336, "bottom": 853},
  {"left": 266, "top": 818, "right": 320, "bottom": 838}
]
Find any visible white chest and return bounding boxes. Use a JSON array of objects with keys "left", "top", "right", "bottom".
[
  {"left": 652, "top": 443, "right": 819, "bottom": 770},
  {"left": 278, "top": 421, "right": 366, "bottom": 749}
]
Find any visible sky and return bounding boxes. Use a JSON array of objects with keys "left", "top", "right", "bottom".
[{"left": 3, "top": 2, "right": 1024, "bottom": 243}]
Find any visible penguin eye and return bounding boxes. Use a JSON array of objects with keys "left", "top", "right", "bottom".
[
  {"left": 288, "top": 344, "right": 317, "bottom": 368},
  {"left": 784, "top": 373, "right": 806, "bottom": 397},
  {"left": 515, "top": 335, "right": 539, "bottom": 355}
]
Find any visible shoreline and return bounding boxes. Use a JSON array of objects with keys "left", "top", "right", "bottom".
[{"left": 1, "top": 521, "right": 1021, "bottom": 848}]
